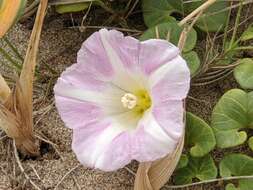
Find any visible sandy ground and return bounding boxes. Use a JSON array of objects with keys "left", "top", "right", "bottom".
[{"left": 0, "top": 9, "right": 245, "bottom": 190}]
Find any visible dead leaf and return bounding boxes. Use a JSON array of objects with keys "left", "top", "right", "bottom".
[
  {"left": 0, "top": 0, "right": 48, "bottom": 156},
  {"left": 0, "top": 74, "right": 11, "bottom": 103}
]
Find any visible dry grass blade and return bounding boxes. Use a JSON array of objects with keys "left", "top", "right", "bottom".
[
  {"left": 0, "top": 74, "right": 11, "bottom": 103},
  {"left": 134, "top": 136, "right": 184, "bottom": 190},
  {"left": 0, "top": 0, "right": 48, "bottom": 156}
]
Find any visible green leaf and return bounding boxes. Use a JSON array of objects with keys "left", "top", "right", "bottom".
[
  {"left": 211, "top": 89, "right": 253, "bottom": 148},
  {"left": 142, "top": 0, "right": 182, "bottom": 27},
  {"left": 140, "top": 22, "right": 197, "bottom": 52},
  {"left": 55, "top": 2, "right": 90, "bottom": 13},
  {"left": 248, "top": 137, "right": 253, "bottom": 151},
  {"left": 183, "top": 51, "right": 200, "bottom": 75},
  {"left": 220, "top": 154, "right": 253, "bottom": 177},
  {"left": 234, "top": 58, "right": 253, "bottom": 89},
  {"left": 185, "top": 112, "right": 216, "bottom": 157},
  {"left": 220, "top": 154, "right": 253, "bottom": 190},
  {"left": 174, "top": 154, "right": 217, "bottom": 185},
  {"left": 241, "top": 25, "right": 253, "bottom": 41},
  {"left": 184, "top": 0, "right": 229, "bottom": 32},
  {"left": 226, "top": 181, "right": 253, "bottom": 190},
  {"left": 176, "top": 154, "right": 189, "bottom": 170}
]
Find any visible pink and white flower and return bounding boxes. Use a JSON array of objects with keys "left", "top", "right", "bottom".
[{"left": 54, "top": 29, "right": 190, "bottom": 171}]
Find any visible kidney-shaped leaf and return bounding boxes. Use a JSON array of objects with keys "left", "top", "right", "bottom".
[
  {"left": 220, "top": 154, "right": 253, "bottom": 190},
  {"left": 211, "top": 89, "right": 253, "bottom": 148},
  {"left": 140, "top": 21, "right": 197, "bottom": 52},
  {"left": 0, "top": 0, "right": 27, "bottom": 38},
  {"left": 176, "top": 154, "right": 189, "bottom": 170},
  {"left": 183, "top": 51, "right": 200, "bottom": 76},
  {"left": 225, "top": 181, "right": 253, "bottom": 190},
  {"left": 186, "top": 112, "right": 216, "bottom": 157},
  {"left": 234, "top": 58, "right": 253, "bottom": 90},
  {"left": 174, "top": 154, "right": 217, "bottom": 185},
  {"left": 184, "top": 0, "right": 229, "bottom": 32},
  {"left": 241, "top": 25, "right": 253, "bottom": 41},
  {"left": 248, "top": 137, "right": 253, "bottom": 151},
  {"left": 142, "top": 0, "right": 183, "bottom": 27}
]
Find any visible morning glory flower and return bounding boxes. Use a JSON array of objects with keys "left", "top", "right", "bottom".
[{"left": 54, "top": 29, "right": 190, "bottom": 171}]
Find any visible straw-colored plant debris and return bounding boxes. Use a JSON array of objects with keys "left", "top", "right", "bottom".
[{"left": 0, "top": 0, "right": 48, "bottom": 156}]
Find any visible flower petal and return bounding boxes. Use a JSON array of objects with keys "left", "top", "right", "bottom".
[
  {"left": 139, "top": 39, "right": 180, "bottom": 75},
  {"left": 77, "top": 29, "right": 145, "bottom": 92},
  {"left": 131, "top": 110, "right": 178, "bottom": 162},
  {"left": 152, "top": 100, "right": 184, "bottom": 140},
  {"left": 55, "top": 96, "right": 103, "bottom": 129},
  {"left": 149, "top": 55, "right": 190, "bottom": 101},
  {"left": 72, "top": 119, "right": 130, "bottom": 171}
]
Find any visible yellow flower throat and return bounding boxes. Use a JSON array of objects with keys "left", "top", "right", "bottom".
[{"left": 121, "top": 89, "right": 151, "bottom": 116}]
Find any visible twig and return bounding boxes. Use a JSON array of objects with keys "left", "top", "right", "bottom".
[
  {"left": 35, "top": 134, "right": 64, "bottom": 161},
  {"left": 13, "top": 142, "right": 42, "bottom": 190},
  {"left": 179, "top": 0, "right": 217, "bottom": 26},
  {"left": 54, "top": 164, "right": 81, "bottom": 190},
  {"left": 125, "top": 0, "right": 139, "bottom": 19},
  {"left": 28, "top": 163, "right": 42, "bottom": 181},
  {"left": 0, "top": 135, "right": 7, "bottom": 141},
  {"left": 166, "top": 175, "right": 253, "bottom": 189},
  {"left": 124, "top": 166, "right": 136, "bottom": 176}
]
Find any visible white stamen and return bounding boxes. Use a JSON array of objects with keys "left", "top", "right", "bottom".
[{"left": 121, "top": 93, "right": 137, "bottom": 109}]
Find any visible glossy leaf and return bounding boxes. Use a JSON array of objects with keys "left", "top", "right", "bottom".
[
  {"left": 140, "top": 21, "right": 197, "bottom": 52},
  {"left": 234, "top": 58, "right": 253, "bottom": 89},
  {"left": 225, "top": 181, "right": 253, "bottom": 190},
  {"left": 211, "top": 89, "right": 253, "bottom": 148},
  {"left": 183, "top": 51, "right": 200, "bottom": 75},
  {"left": 220, "top": 154, "right": 253, "bottom": 190},
  {"left": 186, "top": 112, "right": 216, "bottom": 157},
  {"left": 0, "top": 0, "right": 27, "bottom": 38},
  {"left": 56, "top": 3, "right": 89, "bottom": 13},
  {"left": 176, "top": 154, "right": 189, "bottom": 170},
  {"left": 142, "top": 0, "right": 228, "bottom": 32},
  {"left": 174, "top": 154, "right": 217, "bottom": 185},
  {"left": 248, "top": 137, "right": 253, "bottom": 151},
  {"left": 184, "top": 0, "right": 229, "bottom": 32},
  {"left": 241, "top": 25, "right": 253, "bottom": 41},
  {"left": 142, "top": 0, "right": 182, "bottom": 27}
]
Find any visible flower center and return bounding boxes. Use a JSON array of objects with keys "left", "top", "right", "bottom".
[
  {"left": 121, "top": 93, "right": 137, "bottom": 109},
  {"left": 121, "top": 90, "right": 151, "bottom": 115}
]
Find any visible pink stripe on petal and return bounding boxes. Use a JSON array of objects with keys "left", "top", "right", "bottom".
[
  {"left": 72, "top": 120, "right": 127, "bottom": 171},
  {"left": 95, "top": 132, "right": 132, "bottom": 171},
  {"left": 139, "top": 39, "right": 180, "bottom": 75},
  {"left": 59, "top": 63, "right": 108, "bottom": 92},
  {"left": 150, "top": 56, "right": 190, "bottom": 101},
  {"left": 152, "top": 100, "right": 185, "bottom": 140},
  {"left": 55, "top": 96, "right": 103, "bottom": 129},
  {"left": 101, "top": 30, "right": 140, "bottom": 71},
  {"left": 131, "top": 111, "right": 178, "bottom": 162},
  {"left": 77, "top": 31, "right": 114, "bottom": 79}
]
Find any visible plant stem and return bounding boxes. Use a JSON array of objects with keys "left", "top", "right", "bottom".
[
  {"left": 222, "top": 1, "right": 232, "bottom": 52},
  {"left": 229, "top": 0, "right": 243, "bottom": 49},
  {"left": 3, "top": 37, "right": 24, "bottom": 62},
  {"left": 179, "top": 0, "right": 217, "bottom": 26},
  {"left": 0, "top": 47, "right": 22, "bottom": 71},
  {"left": 234, "top": 46, "right": 253, "bottom": 50},
  {"left": 166, "top": 175, "right": 253, "bottom": 189}
]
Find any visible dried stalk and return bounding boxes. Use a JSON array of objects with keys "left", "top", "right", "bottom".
[
  {"left": 0, "top": 0, "right": 48, "bottom": 156},
  {"left": 179, "top": 0, "right": 217, "bottom": 26},
  {"left": 0, "top": 74, "right": 11, "bottom": 103}
]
